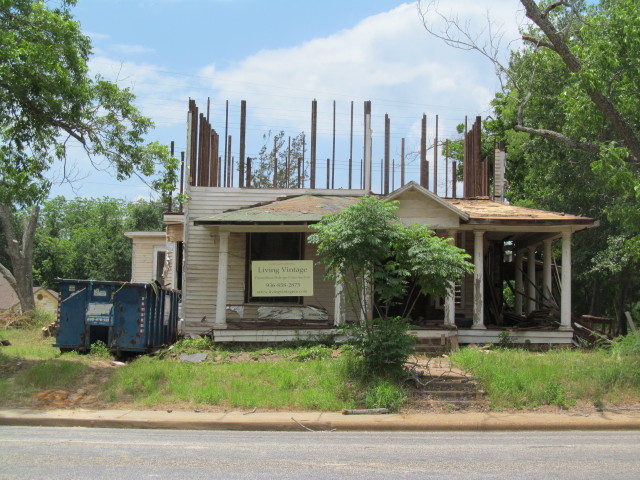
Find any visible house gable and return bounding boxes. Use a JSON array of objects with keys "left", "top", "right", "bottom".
[{"left": 389, "top": 182, "right": 468, "bottom": 229}]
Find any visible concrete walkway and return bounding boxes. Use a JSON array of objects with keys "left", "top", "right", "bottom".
[{"left": 2, "top": 408, "right": 640, "bottom": 431}]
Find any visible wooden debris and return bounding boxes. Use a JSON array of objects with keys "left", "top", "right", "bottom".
[{"left": 341, "top": 408, "right": 389, "bottom": 415}]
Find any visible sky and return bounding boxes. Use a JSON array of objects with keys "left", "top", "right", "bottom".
[{"left": 49, "top": 0, "right": 526, "bottom": 200}]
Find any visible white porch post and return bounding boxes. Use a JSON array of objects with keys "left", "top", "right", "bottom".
[
  {"left": 527, "top": 245, "right": 537, "bottom": 313},
  {"left": 560, "top": 231, "right": 572, "bottom": 331},
  {"left": 472, "top": 230, "right": 486, "bottom": 329},
  {"left": 514, "top": 251, "right": 524, "bottom": 316},
  {"left": 334, "top": 273, "right": 344, "bottom": 326},
  {"left": 444, "top": 229, "right": 457, "bottom": 326},
  {"left": 215, "top": 231, "right": 230, "bottom": 328},
  {"left": 542, "top": 239, "right": 553, "bottom": 308}
]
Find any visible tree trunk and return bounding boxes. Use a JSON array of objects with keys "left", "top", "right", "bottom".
[{"left": 0, "top": 204, "right": 39, "bottom": 313}]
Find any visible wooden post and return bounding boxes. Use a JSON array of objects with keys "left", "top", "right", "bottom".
[
  {"left": 472, "top": 230, "right": 486, "bottom": 329},
  {"left": 179, "top": 151, "right": 185, "bottom": 212},
  {"left": 452, "top": 160, "right": 457, "bottom": 198},
  {"left": 211, "top": 131, "right": 219, "bottom": 187},
  {"left": 515, "top": 251, "right": 524, "bottom": 316},
  {"left": 310, "top": 99, "right": 317, "bottom": 189},
  {"left": 445, "top": 139, "right": 449, "bottom": 197},
  {"left": 239, "top": 100, "right": 246, "bottom": 188},
  {"left": 363, "top": 101, "right": 372, "bottom": 192},
  {"left": 332, "top": 100, "right": 336, "bottom": 189},
  {"left": 215, "top": 231, "right": 230, "bottom": 328},
  {"left": 349, "top": 100, "right": 354, "bottom": 189},
  {"left": 273, "top": 136, "right": 278, "bottom": 187},
  {"left": 326, "top": 158, "right": 330, "bottom": 188},
  {"left": 246, "top": 157, "right": 252, "bottom": 188},
  {"left": 420, "top": 114, "right": 428, "bottom": 189},
  {"left": 560, "top": 231, "right": 572, "bottom": 330},
  {"left": 401, "top": 138, "right": 405, "bottom": 187},
  {"left": 226, "top": 135, "right": 232, "bottom": 188},
  {"left": 543, "top": 239, "right": 553, "bottom": 307},
  {"left": 286, "top": 136, "right": 291, "bottom": 189},
  {"left": 223, "top": 100, "right": 228, "bottom": 186},
  {"left": 528, "top": 245, "right": 537, "bottom": 314},
  {"left": 434, "top": 114, "right": 438, "bottom": 196},
  {"left": 444, "top": 229, "right": 457, "bottom": 325},
  {"left": 384, "top": 113, "right": 390, "bottom": 195}
]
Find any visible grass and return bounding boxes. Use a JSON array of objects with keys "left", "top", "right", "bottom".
[
  {"left": 451, "top": 333, "right": 640, "bottom": 410},
  {"left": 104, "top": 351, "right": 403, "bottom": 411}
]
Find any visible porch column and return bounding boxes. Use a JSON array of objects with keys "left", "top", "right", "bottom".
[
  {"left": 215, "top": 231, "right": 230, "bottom": 328},
  {"left": 560, "top": 231, "right": 572, "bottom": 330},
  {"left": 514, "top": 251, "right": 524, "bottom": 316},
  {"left": 542, "top": 239, "right": 553, "bottom": 308},
  {"left": 443, "top": 229, "right": 457, "bottom": 326},
  {"left": 472, "top": 230, "right": 486, "bottom": 329},
  {"left": 527, "top": 245, "right": 537, "bottom": 314},
  {"left": 334, "top": 273, "right": 344, "bottom": 326}
]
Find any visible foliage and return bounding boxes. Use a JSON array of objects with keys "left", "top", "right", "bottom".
[
  {"left": 32, "top": 197, "right": 164, "bottom": 286},
  {"left": 0, "top": 0, "right": 178, "bottom": 312},
  {"left": 309, "top": 196, "right": 472, "bottom": 374},
  {"left": 89, "top": 340, "right": 111, "bottom": 359},
  {"left": 341, "top": 317, "right": 415, "bottom": 376},
  {"left": 250, "top": 131, "right": 307, "bottom": 188},
  {"left": 363, "top": 380, "right": 406, "bottom": 411}
]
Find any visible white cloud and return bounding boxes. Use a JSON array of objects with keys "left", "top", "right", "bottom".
[{"left": 110, "top": 44, "right": 156, "bottom": 55}]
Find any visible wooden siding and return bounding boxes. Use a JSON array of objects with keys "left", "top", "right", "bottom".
[
  {"left": 130, "top": 238, "right": 170, "bottom": 284},
  {"left": 393, "top": 190, "right": 460, "bottom": 228},
  {"left": 182, "top": 188, "right": 360, "bottom": 332}
]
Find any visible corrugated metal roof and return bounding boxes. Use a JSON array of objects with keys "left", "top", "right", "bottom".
[{"left": 194, "top": 195, "right": 362, "bottom": 224}]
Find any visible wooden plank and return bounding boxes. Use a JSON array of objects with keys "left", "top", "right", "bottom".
[{"left": 625, "top": 311, "right": 637, "bottom": 332}]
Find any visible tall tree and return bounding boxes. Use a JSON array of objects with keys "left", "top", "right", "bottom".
[
  {"left": 0, "top": 0, "right": 176, "bottom": 312},
  {"left": 250, "top": 131, "right": 307, "bottom": 188}
]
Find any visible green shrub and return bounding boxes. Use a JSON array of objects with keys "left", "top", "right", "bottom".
[
  {"left": 90, "top": 340, "right": 111, "bottom": 358},
  {"left": 342, "top": 317, "right": 415, "bottom": 376},
  {"left": 364, "top": 380, "right": 406, "bottom": 411}
]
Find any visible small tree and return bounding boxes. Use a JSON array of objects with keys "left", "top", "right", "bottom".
[{"left": 308, "top": 196, "right": 473, "bottom": 374}]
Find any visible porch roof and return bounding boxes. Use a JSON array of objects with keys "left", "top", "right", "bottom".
[
  {"left": 447, "top": 198, "right": 596, "bottom": 226},
  {"left": 194, "top": 195, "right": 361, "bottom": 225}
]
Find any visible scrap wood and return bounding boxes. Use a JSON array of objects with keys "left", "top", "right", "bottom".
[{"left": 341, "top": 408, "right": 389, "bottom": 415}]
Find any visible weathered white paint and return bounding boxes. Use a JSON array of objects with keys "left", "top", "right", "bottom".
[
  {"left": 543, "top": 239, "right": 553, "bottom": 307},
  {"left": 443, "top": 229, "right": 457, "bottom": 326},
  {"left": 493, "top": 147, "right": 506, "bottom": 203},
  {"left": 514, "top": 251, "right": 524, "bottom": 316},
  {"left": 334, "top": 275, "right": 344, "bottom": 326},
  {"left": 560, "top": 231, "right": 572, "bottom": 330},
  {"left": 393, "top": 190, "right": 461, "bottom": 228},
  {"left": 215, "top": 231, "right": 229, "bottom": 328},
  {"left": 472, "top": 230, "right": 486, "bottom": 329},
  {"left": 527, "top": 245, "right": 538, "bottom": 313},
  {"left": 124, "top": 232, "right": 170, "bottom": 284}
]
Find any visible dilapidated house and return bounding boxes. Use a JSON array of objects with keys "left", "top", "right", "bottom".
[{"left": 130, "top": 101, "right": 597, "bottom": 346}]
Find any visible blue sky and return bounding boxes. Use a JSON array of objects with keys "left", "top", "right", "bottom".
[{"left": 50, "top": 0, "right": 525, "bottom": 200}]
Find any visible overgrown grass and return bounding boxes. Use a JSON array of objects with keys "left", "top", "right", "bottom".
[
  {"left": 105, "top": 351, "right": 405, "bottom": 411},
  {"left": 0, "top": 328, "right": 58, "bottom": 360},
  {"left": 452, "top": 333, "right": 640, "bottom": 410}
]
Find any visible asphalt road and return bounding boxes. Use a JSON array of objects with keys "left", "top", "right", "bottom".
[{"left": 1, "top": 427, "right": 639, "bottom": 479}]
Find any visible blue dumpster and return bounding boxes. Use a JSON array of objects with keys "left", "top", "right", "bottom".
[{"left": 54, "top": 279, "right": 180, "bottom": 354}]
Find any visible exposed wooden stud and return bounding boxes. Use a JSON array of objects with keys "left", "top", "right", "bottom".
[
  {"left": 246, "top": 157, "right": 252, "bottom": 187},
  {"left": 326, "top": 158, "right": 330, "bottom": 189},
  {"left": 301, "top": 133, "right": 306, "bottom": 188},
  {"left": 332, "top": 100, "right": 336, "bottom": 189},
  {"left": 273, "top": 136, "right": 278, "bottom": 187},
  {"left": 420, "top": 114, "right": 427, "bottom": 189},
  {"left": 168, "top": 141, "right": 175, "bottom": 211},
  {"left": 310, "top": 99, "right": 317, "bottom": 189},
  {"left": 286, "top": 136, "right": 291, "bottom": 189},
  {"left": 452, "top": 160, "right": 457, "bottom": 198},
  {"left": 401, "top": 137, "right": 405, "bottom": 187},
  {"left": 179, "top": 151, "right": 184, "bottom": 212},
  {"left": 363, "top": 101, "right": 372, "bottom": 192},
  {"left": 223, "top": 100, "right": 229, "bottom": 186},
  {"left": 445, "top": 139, "right": 449, "bottom": 198},
  {"left": 226, "top": 135, "right": 232, "bottom": 188},
  {"left": 434, "top": 114, "right": 438, "bottom": 196},
  {"left": 239, "top": 100, "right": 246, "bottom": 188},
  {"left": 349, "top": 100, "right": 354, "bottom": 189},
  {"left": 384, "top": 113, "right": 390, "bottom": 195},
  {"left": 211, "top": 131, "right": 219, "bottom": 187}
]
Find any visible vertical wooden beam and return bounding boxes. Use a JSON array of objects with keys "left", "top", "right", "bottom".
[
  {"left": 326, "top": 158, "right": 330, "bottom": 188},
  {"left": 452, "top": 160, "right": 457, "bottom": 198},
  {"left": 188, "top": 99, "right": 198, "bottom": 187},
  {"left": 332, "top": 100, "right": 336, "bottom": 189},
  {"left": 301, "top": 133, "right": 306, "bottom": 188},
  {"left": 286, "top": 136, "right": 291, "bottom": 189},
  {"left": 273, "top": 136, "right": 278, "bottom": 187},
  {"left": 560, "top": 231, "right": 572, "bottom": 330},
  {"left": 445, "top": 139, "right": 449, "bottom": 197},
  {"left": 363, "top": 101, "right": 372, "bottom": 192},
  {"left": 310, "top": 99, "right": 317, "bottom": 189},
  {"left": 246, "top": 157, "right": 252, "bottom": 187},
  {"left": 239, "top": 100, "right": 246, "bottom": 188},
  {"left": 179, "top": 151, "right": 185, "bottom": 212},
  {"left": 223, "top": 100, "right": 229, "bottom": 186},
  {"left": 434, "top": 114, "right": 438, "bottom": 196},
  {"left": 384, "top": 113, "right": 390, "bottom": 195},
  {"left": 215, "top": 231, "right": 230, "bottom": 328},
  {"left": 515, "top": 250, "right": 524, "bottom": 316},
  {"left": 543, "top": 239, "right": 553, "bottom": 308},
  {"left": 444, "top": 229, "right": 457, "bottom": 325},
  {"left": 528, "top": 246, "right": 538, "bottom": 314},
  {"left": 211, "top": 131, "right": 219, "bottom": 187},
  {"left": 472, "top": 230, "right": 486, "bottom": 329},
  {"left": 420, "top": 114, "right": 427, "bottom": 189},
  {"left": 226, "top": 135, "right": 232, "bottom": 188},
  {"left": 349, "top": 100, "right": 354, "bottom": 189},
  {"left": 168, "top": 141, "right": 175, "bottom": 212},
  {"left": 401, "top": 138, "right": 405, "bottom": 187}
]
